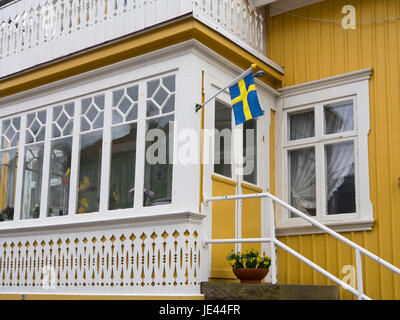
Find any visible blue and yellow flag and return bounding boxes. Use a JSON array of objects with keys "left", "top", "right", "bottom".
[{"left": 229, "top": 72, "right": 263, "bottom": 125}]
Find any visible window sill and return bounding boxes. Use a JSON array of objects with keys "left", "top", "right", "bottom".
[
  {"left": 275, "top": 218, "right": 375, "bottom": 237},
  {"left": 0, "top": 211, "right": 205, "bottom": 236}
]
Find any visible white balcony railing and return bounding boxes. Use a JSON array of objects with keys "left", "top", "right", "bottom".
[
  {"left": 0, "top": 213, "right": 204, "bottom": 295},
  {"left": 0, "top": 0, "right": 266, "bottom": 78}
]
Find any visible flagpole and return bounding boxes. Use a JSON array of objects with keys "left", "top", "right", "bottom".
[{"left": 195, "top": 64, "right": 258, "bottom": 113}]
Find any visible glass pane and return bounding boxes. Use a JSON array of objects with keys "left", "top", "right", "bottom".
[
  {"left": 214, "top": 101, "right": 232, "bottom": 178},
  {"left": 144, "top": 115, "right": 174, "bottom": 207},
  {"left": 2, "top": 117, "right": 20, "bottom": 149},
  {"left": 325, "top": 100, "right": 354, "bottom": 134},
  {"left": 243, "top": 118, "right": 257, "bottom": 184},
  {"left": 0, "top": 149, "right": 18, "bottom": 221},
  {"left": 288, "top": 110, "right": 315, "bottom": 141},
  {"left": 289, "top": 147, "right": 316, "bottom": 217},
  {"left": 77, "top": 132, "right": 102, "bottom": 214},
  {"left": 325, "top": 141, "right": 356, "bottom": 214},
  {"left": 21, "top": 143, "right": 45, "bottom": 220},
  {"left": 48, "top": 137, "right": 72, "bottom": 217},
  {"left": 109, "top": 123, "right": 137, "bottom": 210}
]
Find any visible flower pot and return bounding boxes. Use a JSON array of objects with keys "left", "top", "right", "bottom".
[{"left": 232, "top": 268, "right": 269, "bottom": 284}]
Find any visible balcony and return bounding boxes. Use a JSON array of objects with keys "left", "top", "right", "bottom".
[{"left": 0, "top": 0, "right": 266, "bottom": 78}]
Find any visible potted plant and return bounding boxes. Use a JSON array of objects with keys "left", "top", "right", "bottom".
[
  {"left": 226, "top": 249, "right": 271, "bottom": 284},
  {"left": 0, "top": 206, "right": 14, "bottom": 222}
]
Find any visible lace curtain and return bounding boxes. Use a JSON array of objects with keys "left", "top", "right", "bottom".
[{"left": 290, "top": 104, "right": 354, "bottom": 216}]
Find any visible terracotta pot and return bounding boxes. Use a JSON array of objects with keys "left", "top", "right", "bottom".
[{"left": 232, "top": 268, "right": 269, "bottom": 284}]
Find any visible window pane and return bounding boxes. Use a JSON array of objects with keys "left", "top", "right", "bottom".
[
  {"left": 325, "top": 141, "right": 356, "bottom": 214},
  {"left": 21, "top": 144, "right": 44, "bottom": 219},
  {"left": 77, "top": 132, "right": 102, "bottom": 214},
  {"left": 1, "top": 117, "right": 20, "bottom": 149},
  {"left": 214, "top": 101, "right": 232, "bottom": 177},
  {"left": 48, "top": 137, "right": 72, "bottom": 217},
  {"left": 109, "top": 123, "right": 137, "bottom": 210},
  {"left": 324, "top": 100, "right": 354, "bottom": 134},
  {"left": 0, "top": 149, "right": 18, "bottom": 221},
  {"left": 243, "top": 118, "right": 257, "bottom": 184},
  {"left": 288, "top": 110, "right": 315, "bottom": 141},
  {"left": 144, "top": 115, "right": 174, "bottom": 207},
  {"left": 289, "top": 147, "right": 316, "bottom": 217}
]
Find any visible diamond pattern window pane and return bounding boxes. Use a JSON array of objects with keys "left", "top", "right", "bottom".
[
  {"left": 146, "top": 75, "right": 176, "bottom": 118},
  {"left": 81, "top": 95, "right": 105, "bottom": 132},
  {"left": 26, "top": 111, "right": 47, "bottom": 144},
  {"left": 112, "top": 85, "right": 138, "bottom": 125},
  {"left": 52, "top": 103, "right": 74, "bottom": 138},
  {"left": 1, "top": 117, "right": 20, "bottom": 149}
]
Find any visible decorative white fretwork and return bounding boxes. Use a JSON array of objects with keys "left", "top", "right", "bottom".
[
  {"left": 0, "top": 0, "right": 266, "bottom": 78},
  {"left": 112, "top": 85, "right": 138, "bottom": 125},
  {"left": 26, "top": 111, "right": 47, "bottom": 144},
  {"left": 80, "top": 95, "right": 105, "bottom": 132},
  {"left": 52, "top": 103, "right": 75, "bottom": 138},
  {"left": 146, "top": 75, "right": 176, "bottom": 118},
  {"left": 0, "top": 220, "right": 203, "bottom": 295},
  {"left": 1, "top": 117, "right": 20, "bottom": 149}
]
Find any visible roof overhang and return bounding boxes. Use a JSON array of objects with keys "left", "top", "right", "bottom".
[{"left": 250, "top": 0, "right": 324, "bottom": 16}]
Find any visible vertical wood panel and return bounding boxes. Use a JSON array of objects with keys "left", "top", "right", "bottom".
[
  {"left": 268, "top": 0, "right": 400, "bottom": 299},
  {"left": 210, "top": 176, "right": 237, "bottom": 279}
]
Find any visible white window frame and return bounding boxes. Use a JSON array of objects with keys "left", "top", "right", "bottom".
[
  {"left": 275, "top": 69, "right": 374, "bottom": 236},
  {"left": 0, "top": 63, "right": 186, "bottom": 230}
]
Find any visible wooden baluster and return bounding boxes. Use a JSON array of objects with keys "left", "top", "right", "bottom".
[{"left": 0, "top": 21, "right": 4, "bottom": 58}]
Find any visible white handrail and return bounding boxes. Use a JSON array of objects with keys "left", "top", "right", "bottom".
[
  {"left": 202, "top": 236, "right": 371, "bottom": 299},
  {"left": 203, "top": 191, "right": 400, "bottom": 300}
]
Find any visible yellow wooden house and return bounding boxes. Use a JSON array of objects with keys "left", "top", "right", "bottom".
[{"left": 0, "top": 0, "right": 399, "bottom": 300}]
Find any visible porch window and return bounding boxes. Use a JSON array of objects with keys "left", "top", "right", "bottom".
[
  {"left": 0, "top": 72, "right": 177, "bottom": 224},
  {"left": 213, "top": 100, "right": 259, "bottom": 185},
  {"left": 48, "top": 103, "right": 74, "bottom": 217},
  {"left": 285, "top": 99, "right": 357, "bottom": 219},
  {"left": 0, "top": 117, "right": 20, "bottom": 221},
  {"left": 214, "top": 100, "right": 232, "bottom": 178}
]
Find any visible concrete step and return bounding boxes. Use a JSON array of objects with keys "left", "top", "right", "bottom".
[{"left": 201, "top": 282, "right": 340, "bottom": 300}]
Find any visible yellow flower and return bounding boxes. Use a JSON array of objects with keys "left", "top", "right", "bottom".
[
  {"left": 79, "top": 176, "right": 90, "bottom": 191},
  {"left": 77, "top": 207, "right": 86, "bottom": 214},
  {"left": 80, "top": 197, "right": 89, "bottom": 208}
]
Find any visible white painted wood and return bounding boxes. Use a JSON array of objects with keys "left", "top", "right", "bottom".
[
  {"left": 0, "top": 214, "right": 204, "bottom": 295},
  {"left": 0, "top": 0, "right": 271, "bottom": 78},
  {"left": 276, "top": 69, "right": 374, "bottom": 235},
  {"left": 39, "top": 107, "right": 52, "bottom": 219}
]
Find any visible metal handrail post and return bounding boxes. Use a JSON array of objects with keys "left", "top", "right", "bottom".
[{"left": 355, "top": 249, "right": 364, "bottom": 300}]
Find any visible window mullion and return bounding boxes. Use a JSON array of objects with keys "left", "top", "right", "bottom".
[
  {"left": 68, "top": 99, "right": 81, "bottom": 216},
  {"left": 99, "top": 91, "right": 112, "bottom": 213},
  {"left": 134, "top": 82, "right": 147, "bottom": 209},
  {"left": 39, "top": 107, "right": 53, "bottom": 219},
  {"left": 13, "top": 114, "right": 26, "bottom": 222},
  {"left": 315, "top": 142, "right": 325, "bottom": 220}
]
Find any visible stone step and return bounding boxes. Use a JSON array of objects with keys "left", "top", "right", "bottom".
[{"left": 201, "top": 282, "right": 340, "bottom": 300}]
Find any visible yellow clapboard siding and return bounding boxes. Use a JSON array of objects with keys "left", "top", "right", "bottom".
[
  {"left": 241, "top": 183, "right": 262, "bottom": 254},
  {"left": 210, "top": 175, "right": 237, "bottom": 280},
  {"left": 268, "top": 0, "right": 400, "bottom": 299}
]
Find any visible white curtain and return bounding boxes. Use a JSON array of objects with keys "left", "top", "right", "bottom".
[
  {"left": 289, "top": 111, "right": 316, "bottom": 215},
  {"left": 289, "top": 104, "right": 354, "bottom": 215}
]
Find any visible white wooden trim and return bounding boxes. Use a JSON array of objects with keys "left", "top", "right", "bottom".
[
  {"left": 276, "top": 70, "right": 374, "bottom": 235},
  {"left": 39, "top": 107, "right": 52, "bottom": 218},
  {"left": 99, "top": 91, "right": 112, "bottom": 213}
]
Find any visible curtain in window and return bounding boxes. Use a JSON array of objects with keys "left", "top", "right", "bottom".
[
  {"left": 289, "top": 111, "right": 316, "bottom": 216},
  {"left": 289, "top": 147, "right": 316, "bottom": 216},
  {"left": 324, "top": 103, "right": 355, "bottom": 213}
]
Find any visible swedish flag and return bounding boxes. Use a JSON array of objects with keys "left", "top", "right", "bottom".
[{"left": 229, "top": 72, "right": 263, "bottom": 125}]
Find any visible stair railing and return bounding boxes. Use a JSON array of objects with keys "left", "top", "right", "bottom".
[{"left": 202, "top": 191, "right": 400, "bottom": 300}]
